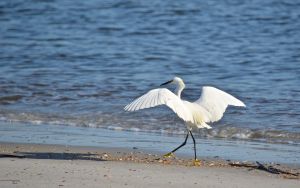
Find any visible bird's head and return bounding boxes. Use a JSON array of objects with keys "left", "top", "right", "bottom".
[{"left": 160, "top": 77, "right": 185, "bottom": 87}]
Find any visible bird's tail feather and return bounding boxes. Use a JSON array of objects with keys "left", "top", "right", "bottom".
[{"left": 197, "top": 122, "right": 212, "bottom": 129}]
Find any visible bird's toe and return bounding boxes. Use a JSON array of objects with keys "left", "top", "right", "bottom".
[
  {"left": 193, "top": 159, "right": 201, "bottom": 166},
  {"left": 163, "top": 152, "right": 175, "bottom": 158}
]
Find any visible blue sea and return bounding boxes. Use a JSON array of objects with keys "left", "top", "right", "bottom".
[{"left": 0, "top": 0, "right": 299, "bottom": 164}]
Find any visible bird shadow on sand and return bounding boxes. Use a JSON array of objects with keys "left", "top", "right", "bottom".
[{"left": 0, "top": 152, "right": 105, "bottom": 161}]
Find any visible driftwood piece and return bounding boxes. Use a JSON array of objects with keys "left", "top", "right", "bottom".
[
  {"left": 256, "top": 161, "right": 280, "bottom": 174},
  {"left": 256, "top": 162, "right": 299, "bottom": 176},
  {"left": 229, "top": 161, "right": 299, "bottom": 177}
]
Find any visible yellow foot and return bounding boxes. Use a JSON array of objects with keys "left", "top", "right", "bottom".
[
  {"left": 193, "top": 159, "right": 201, "bottom": 166},
  {"left": 163, "top": 152, "right": 175, "bottom": 158}
]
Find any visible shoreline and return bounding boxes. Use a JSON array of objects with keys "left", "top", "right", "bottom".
[
  {"left": 1, "top": 142, "right": 299, "bottom": 177},
  {"left": 0, "top": 142, "right": 299, "bottom": 187},
  {"left": 1, "top": 122, "right": 299, "bottom": 166}
]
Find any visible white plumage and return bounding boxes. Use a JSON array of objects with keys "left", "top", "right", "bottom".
[
  {"left": 124, "top": 77, "right": 245, "bottom": 130},
  {"left": 124, "top": 88, "right": 194, "bottom": 124}
]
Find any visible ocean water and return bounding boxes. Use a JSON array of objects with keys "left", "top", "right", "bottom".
[{"left": 0, "top": 0, "right": 300, "bottom": 151}]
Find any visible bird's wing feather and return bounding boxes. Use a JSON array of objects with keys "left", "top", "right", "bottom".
[
  {"left": 124, "top": 88, "right": 193, "bottom": 123},
  {"left": 194, "top": 86, "right": 245, "bottom": 123}
]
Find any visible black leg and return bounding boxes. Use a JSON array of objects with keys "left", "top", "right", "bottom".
[
  {"left": 171, "top": 132, "right": 189, "bottom": 153},
  {"left": 189, "top": 130, "right": 197, "bottom": 160},
  {"left": 164, "top": 132, "right": 189, "bottom": 157}
]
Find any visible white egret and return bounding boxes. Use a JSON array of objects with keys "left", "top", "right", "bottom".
[{"left": 124, "top": 77, "right": 245, "bottom": 165}]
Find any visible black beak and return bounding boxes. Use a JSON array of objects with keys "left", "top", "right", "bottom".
[{"left": 160, "top": 80, "right": 173, "bottom": 86}]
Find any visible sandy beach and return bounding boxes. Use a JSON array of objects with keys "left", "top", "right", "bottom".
[{"left": 0, "top": 142, "right": 299, "bottom": 188}]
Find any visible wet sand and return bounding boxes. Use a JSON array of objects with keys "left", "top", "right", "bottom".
[{"left": 0, "top": 142, "right": 299, "bottom": 188}]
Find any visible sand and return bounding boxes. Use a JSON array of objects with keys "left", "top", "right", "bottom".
[{"left": 0, "top": 142, "right": 299, "bottom": 188}]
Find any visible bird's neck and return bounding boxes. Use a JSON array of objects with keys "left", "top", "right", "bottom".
[{"left": 175, "top": 83, "right": 185, "bottom": 98}]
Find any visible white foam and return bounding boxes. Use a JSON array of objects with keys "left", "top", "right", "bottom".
[
  {"left": 107, "top": 126, "right": 123, "bottom": 131},
  {"left": 129, "top": 127, "right": 140, "bottom": 132}
]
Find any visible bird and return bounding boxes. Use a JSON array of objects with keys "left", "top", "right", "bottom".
[{"left": 124, "top": 77, "right": 246, "bottom": 165}]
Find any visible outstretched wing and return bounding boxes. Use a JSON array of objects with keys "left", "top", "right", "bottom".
[
  {"left": 194, "top": 86, "right": 246, "bottom": 123},
  {"left": 124, "top": 88, "right": 193, "bottom": 123}
]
